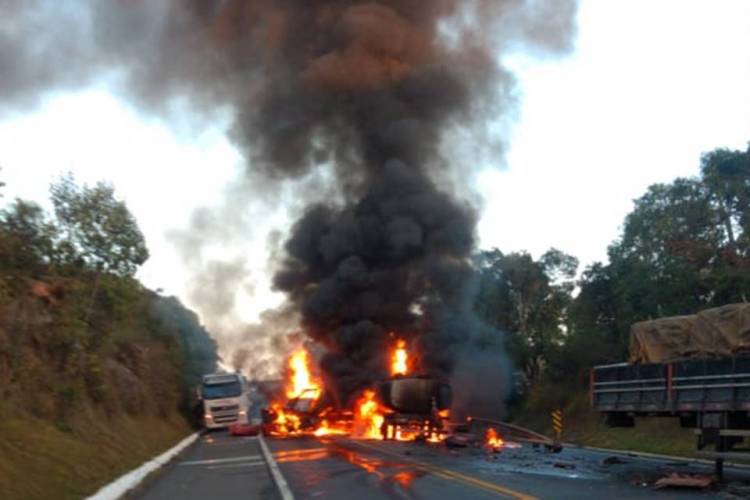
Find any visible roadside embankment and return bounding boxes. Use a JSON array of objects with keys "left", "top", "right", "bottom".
[
  {"left": 513, "top": 390, "right": 697, "bottom": 458},
  {"left": 0, "top": 410, "right": 192, "bottom": 499}
]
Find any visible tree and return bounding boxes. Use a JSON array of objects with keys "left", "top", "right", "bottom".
[
  {"left": 474, "top": 248, "right": 578, "bottom": 383},
  {"left": 700, "top": 145, "right": 750, "bottom": 255},
  {"left": 50, "top": 174, "right": 149, "bottom": 277},
  {"left": 607, "top": 178, "right": 721, "bottom": 319},
  {"left": 564, "top": 262, "right": 625, "bottom": 373},
  {"left": 0, "top": 199, "right": 58, "bottom": 273},
  {"left": 603, "top": 146, "right": 750, "bottom": 322},
  {"left": 569, "top": 143, "right": 750, "bottom": 364}
]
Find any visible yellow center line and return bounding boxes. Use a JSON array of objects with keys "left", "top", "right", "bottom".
[
  {"left": 346, "top": 440, "right": 538, "bottom": 500},
  {"left": 273, "top": 447, "right": 328, "bottom": 457}
]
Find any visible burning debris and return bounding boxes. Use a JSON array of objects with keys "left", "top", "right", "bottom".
[
  {"left": 353, "top": 389, "right": 386, "bottom": 440},
  {"left": 485, "top": 427, "right": 504, "bottom": 452}
]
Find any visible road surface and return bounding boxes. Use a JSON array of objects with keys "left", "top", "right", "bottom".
[
  {"left": 136, "top": 431, "right": 750, "bottom": 499},
  {"left": 136, "top": 432, "right": 277, "bottom": 500}
]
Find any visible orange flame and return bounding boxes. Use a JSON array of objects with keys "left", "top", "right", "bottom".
[
  {"left": 286, "top": 348, "right": 321, "bottom": 400},
  {"left": 270, "top": 404, "right": 302, "bottom": 436},
  {"left": 313, "top": 420, "right": 348, "bottom": 437},
  {"left": 391, "top": 339, "right": 408, "bottom": 376},
  {"left": 268, "top": 348, "right": 324, "bottom": 438},
  {"left": 381, "top": 420, "right": 446, "bottom": 443},
  {"left": 427, "top": 433, "right": 442, "bottom": 443},
  {"left": 353, "top": 389, "right": 385, "bottom": 439},
  {"left": 485, "top": 427, "right": 504, "bottom": 449},
  {"left": 395, "top": 428, "right": 418, "bottom": 441}
]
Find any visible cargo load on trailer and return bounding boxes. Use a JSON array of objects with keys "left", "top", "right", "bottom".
[
  {"left": 592, "top": 303, "right": 750, "bottom": 479},
  {"left": 629, "top": 303, "right": 750, "bottom": 364}
]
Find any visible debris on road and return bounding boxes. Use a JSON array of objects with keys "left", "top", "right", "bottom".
[
  {"left": 654, "top": 473, "right": 714, "bottom": 490},
  {"left": 601, "top": 456, "right": 628, "bottom": 466},
  {"left": 629, "top": 474, "right": 649, "bottom": 488},
  {"left": 552, "top": 461, "right": 575, "bottom": 469},
  {"left": 229, "top": 423, "right": 260, "bottom": 436},
  {"left": 444, "top": 434, "right": 475, "bottom": 449},
  {"left": 726, "top": 481, "right": 750, "bottom": 497}
]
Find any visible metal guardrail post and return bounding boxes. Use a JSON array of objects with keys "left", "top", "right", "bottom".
[{"left": 667, "top": 363, "right": 673, "bottom": 403}]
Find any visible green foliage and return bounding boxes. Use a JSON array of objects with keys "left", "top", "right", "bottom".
[
  {"left": 568, "top": 143, "right": 750, "bottom": 363},
  {"left": 151, "top": 295, "right": 219, "bottom": 391},
  {"left": 474, "top": 248, "right": 578, "bottom": 383},
  {"left": 0, "top": 172, "right": 216, "bottom": 497},
  {"left": 0, "top": 176, "right": 216, "bottom": 428},
  {"left": 701, "top": 146, "right": 750, "bottom": 253},
  {"left": 480, "top": 142, "right": 750, "bottom": 413},
  {"left": 50, "top": 174, "right": 149, "bottom": 277},
  {"left": 0, "top": 199, "right": 58, "bottom": 274}
]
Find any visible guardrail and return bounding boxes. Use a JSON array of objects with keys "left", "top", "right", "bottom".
[
  {"left": 591, "top": 357, "right": 750, "bottom": 413},
  {"left": 466, "top": 417, "right": 561, "bottom": 451}
]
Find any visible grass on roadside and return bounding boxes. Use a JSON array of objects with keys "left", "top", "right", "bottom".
[
  {"left": 0, "top": 408, "right": 192, "bottom": 500},
  {"left": 514, "top": 388, "right": 698, "bottom": 458}
]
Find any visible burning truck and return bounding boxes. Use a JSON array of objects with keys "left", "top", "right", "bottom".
[
  {"left": 378, "top": 340, "right": 452, "bottom": 441},
  {"left": 264, "top": 339, "right": 452, "bottom": 442}
]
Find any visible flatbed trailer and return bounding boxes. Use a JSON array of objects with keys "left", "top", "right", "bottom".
[{"left": 591, "top": 356, "right": 750, "bottom": 479}]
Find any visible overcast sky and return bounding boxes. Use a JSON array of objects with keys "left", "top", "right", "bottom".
[{"left": 1, "top": 0, "right": 748, "bottom": 322}]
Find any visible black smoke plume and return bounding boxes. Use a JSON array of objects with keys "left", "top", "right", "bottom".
[{"left": 1, "top": 1, "right": 578, "bottom": 407}]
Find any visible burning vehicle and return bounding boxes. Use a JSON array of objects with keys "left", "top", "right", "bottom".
[
  {"left": 377, "top": 340, "right": 452, "bottom": 441},
  {"left": 378, "top": 376, "right": 451, "bottom": 441},
  {"left": 263, "top": 348, "right": 329, "bottom": 436},
  {"left": 264, "top": 339, "right": 452, "bottom": 442}
]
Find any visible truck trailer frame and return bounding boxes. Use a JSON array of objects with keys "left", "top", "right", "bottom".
[{"left": 592, "top": 356, "right": 750, "bottom": 479}]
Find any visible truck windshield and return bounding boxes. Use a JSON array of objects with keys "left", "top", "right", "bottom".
[{"left": 202, "top": 381, "right": 242, "bottom": 399}]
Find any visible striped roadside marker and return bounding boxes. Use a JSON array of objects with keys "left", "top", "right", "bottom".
[{"left": 551, "top": 409, "right": 563, "bottom": 440}]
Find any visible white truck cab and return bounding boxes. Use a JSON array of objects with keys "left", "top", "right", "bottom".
[{"left": 200, "top": 372, "right": 251, "bottom": 429}]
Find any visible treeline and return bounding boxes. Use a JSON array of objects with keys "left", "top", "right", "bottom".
[
  {"left": 0, "top": 174, "right": 217, "bottom": 424},
  {"left": 474, "top": 144, "right": 750, "bottom": 406}
]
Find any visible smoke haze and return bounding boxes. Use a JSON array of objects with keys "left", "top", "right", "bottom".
[{"left": 1, "top": 1, "right": 578, "bottom": 404}]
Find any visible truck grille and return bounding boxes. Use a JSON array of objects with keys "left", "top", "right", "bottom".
[
  {"left": 209, "top": 404, "right": 240, "bottom": 424},
  {"left": 213, "top": 414, "right": 238, "bottom": 423},
  {"left": 211, "top": 404, "right": 239, "bottom": 412}
]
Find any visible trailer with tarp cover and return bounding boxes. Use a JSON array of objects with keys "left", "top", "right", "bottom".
[{"left": 591, "top": 303, "right": 750, "bottom": 479}]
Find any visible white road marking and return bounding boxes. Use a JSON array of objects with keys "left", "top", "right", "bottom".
[
  {"left": 203, "top": 436, "right": 258, "bottom": 445},
  {"left": 178, "top": 454, "right": 263, "bottom": 466},
  {"left": 259, "top": 434, "right": 296, "bottom": 500},
  {"left": 206, "top": 461, "right": 267, "bottom": 470},
  {"left": 86, "top": 432, "right": 200, "bottom": 500}
]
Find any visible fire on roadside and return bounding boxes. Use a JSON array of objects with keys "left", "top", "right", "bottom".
[
  {"left": 485, "top": 427, "right": 504, "bottom": 451},
  {"left": 352, "top": 389, "right": 386, "bottom": 439},
  {"left": 270, "top": 403, "right": 302, "bottom": 435},
  {"left": 313, "top": 420, "right": 348, "bottom": 437}
]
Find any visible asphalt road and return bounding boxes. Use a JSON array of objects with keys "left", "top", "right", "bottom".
[
  {"left": 135, "top": 432, "right": 278, "bottom": 500},
  {"left": 135, "top": 431, "right": 750, "bottom": 499}
]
